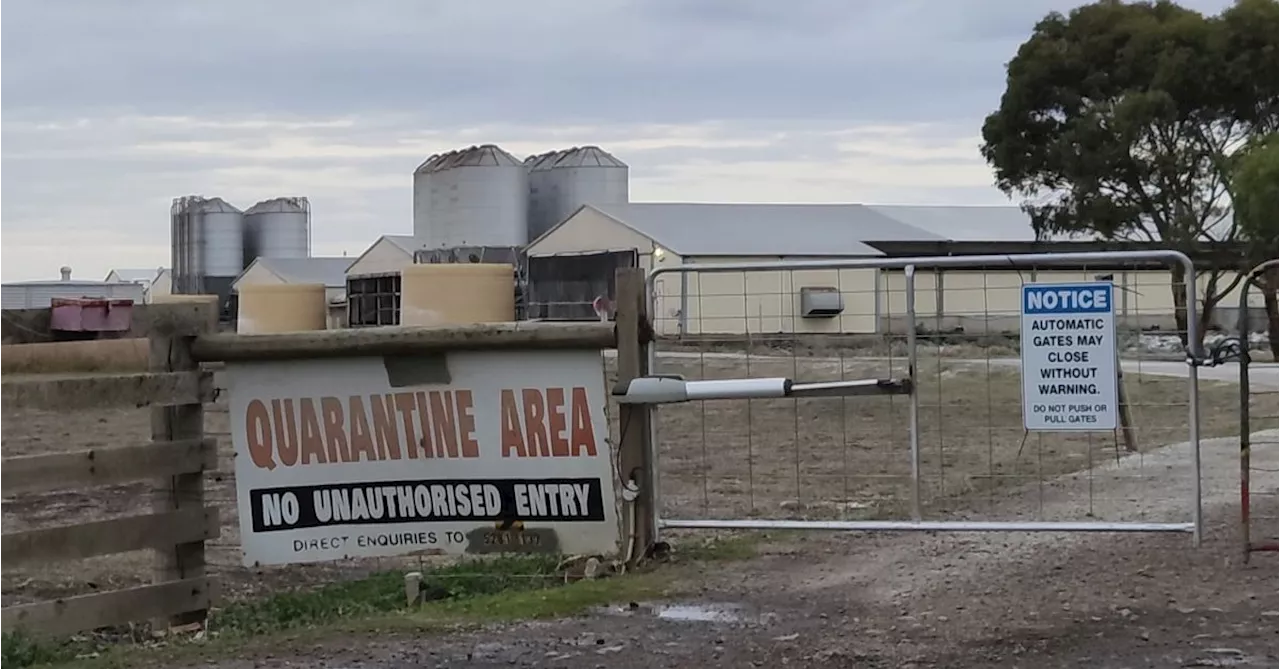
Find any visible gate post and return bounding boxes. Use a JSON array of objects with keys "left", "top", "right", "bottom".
[
  {"left": 614, "top": 268, "right": 656, "bottom": 564},
  {"left": 149, "top": 302, "right": 216, "bottom": 627}
]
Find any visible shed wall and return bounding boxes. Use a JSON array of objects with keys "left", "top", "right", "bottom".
[{"left": 346, "top": 239, "right": 415, "bottom": 277}]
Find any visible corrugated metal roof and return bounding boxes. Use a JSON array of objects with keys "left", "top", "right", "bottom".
[
  {"left": 866, "top": 205, "right": 1042, "bottom": 242},
  {"left": 590, "top": 203, "right": 946, "bottom": 256},
  {"left": 253, "top": 257, "right": 354, "bottom": 287}
]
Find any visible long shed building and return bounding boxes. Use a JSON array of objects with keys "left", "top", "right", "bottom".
[{"left": 524, "top": 203, "right": 1254, "bottom": 337}]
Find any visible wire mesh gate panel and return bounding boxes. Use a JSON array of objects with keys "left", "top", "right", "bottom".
[
  {"left": 1235, "top": 260, "right": 1279, "bottom": 561},
  {"left": 644, "top": 251, "right": 1222, "bottom": 541}
]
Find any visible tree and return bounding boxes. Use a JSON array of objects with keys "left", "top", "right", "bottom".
[
  {"left": 980, "top": 0, "right": 1279, "bottom": 348},
  {"left": 1232, "top": 132, "right": 1279, "bottom": 357}
]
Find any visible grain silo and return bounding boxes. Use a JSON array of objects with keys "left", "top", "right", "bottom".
[
  {"left": 170, "top": 196, "right": 244, "bottom": 299},
  {"left": 525, "top": 149, "right": 566, "bottom": 241},
  {"left": 526, "top": 146, "right": 629, "bottom": 241},
  {"left": 244, "top": 197, "right": 310, "bottom": 265},
  {"left": 412, "top": 144, "right": 529, "bottom": 248}
]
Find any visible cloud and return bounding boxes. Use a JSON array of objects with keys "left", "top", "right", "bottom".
[{"left": 0, "top": 0, "right": 1237, "bottom": 280}]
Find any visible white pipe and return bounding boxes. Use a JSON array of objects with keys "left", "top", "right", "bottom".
[{"left": 660, "top": 519, "right": 1194, "bottom": 533}]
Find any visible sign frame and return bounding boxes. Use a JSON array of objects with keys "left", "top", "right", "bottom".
[
  {"left": 225, "top": 349, "right": 621, "bottom": 566},
  {"left": 1020, "top": 281, "right": 1120, "bottom": 432}
]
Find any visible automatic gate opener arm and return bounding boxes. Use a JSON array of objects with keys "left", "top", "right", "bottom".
[{"left": 613, "top": 375, "right": 911, "bottom": 405}]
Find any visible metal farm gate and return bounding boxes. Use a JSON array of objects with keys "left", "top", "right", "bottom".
[
  {"left": 640, "top": 251, "right": 1212, "bottom": 544},
  {"left": 1221, "top": 259, "right": 1279, "bottom": 561}
]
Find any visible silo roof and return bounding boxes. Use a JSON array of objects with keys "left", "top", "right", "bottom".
[
  {"left": 245, "top": 197, "right": 309, "bottom": 215},
  {"left": 194, "top": 197, "right": 242, "bottom": 213},
  {"left": 414, "top": 144, "right": 523, "bottom": 174},
  {"left": 546, "top": 146, "right": 626, "bottom": 168}
]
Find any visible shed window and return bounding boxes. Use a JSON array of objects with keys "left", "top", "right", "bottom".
[{"left": 347, "top": 274, "right": 401, "bottom": 327}]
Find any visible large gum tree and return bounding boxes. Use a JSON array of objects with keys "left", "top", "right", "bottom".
[{"left": 980, "top": 0, "right": 1278, "bottom": 348}]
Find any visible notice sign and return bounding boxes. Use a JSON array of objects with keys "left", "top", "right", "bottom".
[
  {"left": 225, "top": 350, "right": 619, "bottom": 566},
  {"left": 1020, "top": 282, "right": 1118, "bottom": 431}
]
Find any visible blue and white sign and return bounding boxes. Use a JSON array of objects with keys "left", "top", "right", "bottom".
[{"left": 1020, "top": 282, "right": 1118, "bottom": 431}]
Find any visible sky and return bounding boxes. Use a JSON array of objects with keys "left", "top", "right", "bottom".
[{"left": 1, "top": 0, "right": 1236, "bottom": 282}]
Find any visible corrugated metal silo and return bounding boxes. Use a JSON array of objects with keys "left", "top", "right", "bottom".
[
  {"left": 525, "top": 149, "right": 566, "bottom": 242},
  {"left": 169, "top": 195, "right": 244, "bottom": 305},
  {"left": 244, "top": 197, "right": 311, "bottom": 265},
  {"left": 413, "top": 144, "right": 529, "bottom": 248},
  {"left": 527, "top": 146, "right": 629, "bottom": 241}
]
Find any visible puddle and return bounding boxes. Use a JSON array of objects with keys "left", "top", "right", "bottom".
[
  {"left": 655, "top": 604, "right": 744, "bottom": 622},
  {"left": 598, "top": 602, "right": 774, "bottom": 625}
]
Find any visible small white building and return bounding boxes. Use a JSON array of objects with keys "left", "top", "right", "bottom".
[
  {"left": 232, "top": 257, "right": 354, "bottom": 303},
  {"left": 232, "top": 257, "right": 355, "bottom": 329},
  {"left": 2, "top": 266, "right": 146, "bottom": 309},
  {"left": 104, "top": 268, "right": 172, "bottom": 303}
]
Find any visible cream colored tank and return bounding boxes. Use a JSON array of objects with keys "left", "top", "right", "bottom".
[
  {"left": 150, "top": 294, "right": 219, "bottom": 305},
  {"left": 400, "top": 264, "right": 515, "bottom": 326},
  {"left": 237, "top": 284, "right": 328, "bottom": 333}
]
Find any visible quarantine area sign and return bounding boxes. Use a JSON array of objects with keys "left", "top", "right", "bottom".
[
  {"left": 1020, "top": 282, "right": 1119, "bottom": 431},
  {"left": 225, "top": 350, "right": 619, "bottom": 566}
]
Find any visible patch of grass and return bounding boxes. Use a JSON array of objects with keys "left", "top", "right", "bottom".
[
  {"left": 413, "top": 571, "right": 670, "bottom": 622},
  {"left": 670, "top": 533, "right": 761, "bottom": 562},
  {"left": 1, "top": 630, "right": 99, "bottom": 668},
  {"left": 5, "top": 554, "right": 669, "bottom": 669},
  {"left": 212, "top": 554, "right": 561, "bottom": 637}
]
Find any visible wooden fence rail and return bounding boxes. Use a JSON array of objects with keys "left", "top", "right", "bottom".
[{"left": 1, "top": 302, "right": 218, "bottom": 637}]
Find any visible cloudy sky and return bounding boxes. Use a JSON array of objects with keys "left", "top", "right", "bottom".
[{"left": 2, "top": 0, "right": 1234, "bottom": 281}]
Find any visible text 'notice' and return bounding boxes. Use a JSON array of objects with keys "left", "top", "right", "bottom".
[{"left": 1020, "top": 283, "right": 1118, "bottom": 431}]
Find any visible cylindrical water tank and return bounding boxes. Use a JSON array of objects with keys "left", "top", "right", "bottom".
[
  {"left": 151, "top": 294, "right": 219, "bottom": 304},
  {"left": 412, "top": 145, "right": 529, "bottom": 248},
  {"left": 237, "top": 284, "right": 327, "bottom": 333},
  {"left": 244, "top": 197, "right": 310, "bottom": 265},
  {"left": 400, "top": 264, "right": 515, "bottom": 326}
]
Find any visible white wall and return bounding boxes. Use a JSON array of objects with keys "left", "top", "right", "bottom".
[
  {"left": 346, "top": 238, "right": 415, "bottom": 278},
  {"left": 654, "top": 255, "right": 879, "bottom": 336}
]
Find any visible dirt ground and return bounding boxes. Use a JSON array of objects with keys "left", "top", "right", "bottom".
[
  {"left": 177, "top": 429, "right": 1280, "bottom": 669},
  {"left": 1, "top": 351, "right": 1276, "bottom": 667}
]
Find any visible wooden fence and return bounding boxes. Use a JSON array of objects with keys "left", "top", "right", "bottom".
[
  {"left": 1, "top": 303, "right": 219, "bottom": 636},
  {"left": 0, "top": 269, "right": 655, "bottom": 638}
]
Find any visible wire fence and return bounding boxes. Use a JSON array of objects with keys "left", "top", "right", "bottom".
[{"left": 643, "top": 256, "right": 1273, "bottom": 535}]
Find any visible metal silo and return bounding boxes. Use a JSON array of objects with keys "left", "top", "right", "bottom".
[
  {"left": 169, "top": 195, "right": 243, "bottom": 301},
  {"left": 525, "top": 149, "right": 564, "bottom": 241},
  {"left": 413, "top": 144, "right": 529, "bottom": 248},
  {"left": 529, "top": 146, "right": 629, "bottom": 240},
  {"left": 244, "top": 197, "right": 311, "bottom": 264}
]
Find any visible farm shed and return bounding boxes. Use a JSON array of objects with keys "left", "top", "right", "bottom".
[
  {"left": 342, "top": 236, "right": 432, "bottom": 328},
  {"left": 525, "top": 203, "right": 1256, "bottom": 336},
  {"left": 524, "top": 203, "right": 926, "bottom": 335},
  {"left": 2, "top": 267, "right": 146, "bottom": 310},
  {"left": 345, "top": 235, "right": 430, "bottom": 278},
  {"left": 104, "top": 268, "right": 172, "bottom": 303}
]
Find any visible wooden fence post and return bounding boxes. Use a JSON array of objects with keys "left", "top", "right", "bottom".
[
  {"left": 614, "top": 268, "right": 655, "bottom": 565},
  {"left": 149, "top": 303, "right": 216, "bottom": 628}
]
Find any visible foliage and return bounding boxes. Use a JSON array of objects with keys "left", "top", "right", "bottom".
[
  {"left": 1233, "top": 132, "right": 1279, "bottom": 249},
  {"left": 980, "top": 0, "right": 1278, "bottom": 343},
  {"left": 1232, "top": 131, "right": 1279, "bottom": 358}
]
